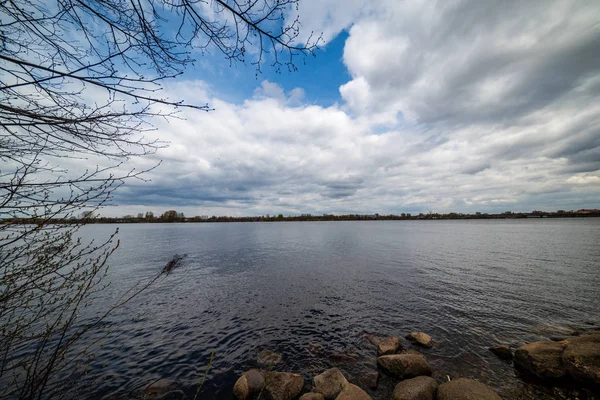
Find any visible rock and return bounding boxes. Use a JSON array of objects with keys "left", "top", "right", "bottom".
[
  {"left": 535, "top": 323, "right": 579, "bottom": 338},
  {"left": 363, "top": 333, "right": 382, "bottom": 347},
  {"left": 406, "top": 332, "right": 433, "bottom": 348},
  {"left": 562, "top": 332, "right": 600, "bottom": 385},
  {"left": 437, "top": 378, "right": 500, "bottom": 400},
  {"left": 378, "top": 336, "right": 402, "bottom": 356},
  {"left": 377, "top": 354, "right": 432, "bottom": 379},
  {"left": 264, "top": 372, "right": 304, "bottom": 400},
  {"left": 514, "top": 340, "right": 567, "bottom": 379},
  {"left": 258, "top": 350, "right": 283, "bottom": 367},
  {"left": 300, "top": 394, "right": 326, "bottom": 400},
  {"left": 143, "top": 378, "right": 175, "bottom": 399},
  {"left": 313, "top": 368, "right": 349, "bottom": 399},
  {"left": 357, "top": 371, "right": 378, "bottom": 389},
  {"left": 335, "top": 383, "right": 372, "bottom": 400},
  {"left": 233, "top": 369, "right": 266, "bottom": 400},
  {"left": 308, "top": 343, "right": 324, "bottom": 355},
  {"left": 392, "top": 376, "right": 438, "bottom": 400},
  {"left": 405, "top": 349, "right": 423, "bottom": 356},
  {"left": 488, "top": 345, "right": 513, "bottom": 361}
]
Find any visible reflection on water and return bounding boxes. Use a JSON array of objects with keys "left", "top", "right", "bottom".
[{"left": 67, "top": 220, "right": 599, "bottom": 399}]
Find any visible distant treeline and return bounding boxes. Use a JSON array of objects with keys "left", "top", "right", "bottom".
[{"left": 4, "top": 209, "right": 600, "bottom": 225}]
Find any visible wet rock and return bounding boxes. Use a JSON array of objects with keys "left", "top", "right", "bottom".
[
  {"left": 308, "top": 343, "right": 324, "bottom": 355},
  {"left": 258, "top": 350, "right": 283, "bottom": 367},
  {"left": 378, "top": 336, "right": 402, "bottom": 356},
  {"left": 335, "top": 383, "right": 372, "bottom": 400},
  {"left": 514, "top": 340, "right": 567, "bottom": 379},
  {"left": 392, "top": 376, "right": 438, "bottom": 400},
  {"left": 264, "top": 372, "right": 304, "bottom": 400},
  {"left": 488, "top": 345, "right": 513, "bottom": 361},
  {"left": 233, "top": 369, "right": 266, "bottom": 400},
  {"left": 405, "top": 349, "right": 423, "bottom": 356},
  {"left": 363, "top": 333, "right": 382, "bottom": 347},
  {"left": 437, "top": 378, "right": 500, "bottom": 400},
  {"left": 313, "top": 368, "right": 349, "bottom": 399},
  {"left": 143, "top": 378, "right": 175, "bottom": 399},
  {"left": 357, "top": 371, "right": 378, "bottom": 389},
  {"left": 300, "top": 393, "right": 326, "bottom": 400},
  {"left": 406, "top": 332, "right": 433, "bottom": 348},
  {"left": 535, "top": 323, "right": 579, "bottom": 338},
  {"left": 377, "top": 354, "right": 432, "bottom": 379},
  {"left": 562, "top": 332, "right": 600, "bottom": 385}
]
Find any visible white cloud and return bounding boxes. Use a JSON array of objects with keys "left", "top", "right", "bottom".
[{"left": 101, "top": 1, "right": 600, "bottom": 216}]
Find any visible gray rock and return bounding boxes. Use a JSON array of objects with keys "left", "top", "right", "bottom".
[
  {"left": 335, "top": 383, "right": 372, "bottom": 400},
  {"left": 392, "top": 376, "right": 438, "bottom": 400},
  {"left": 258, "top": 350, "right": 283, "bottom": 367},
  {"left": 264, "top": 372, "right": 304, "bottom": 400},
  {"left": 233, "top": 369, "right": 266, "bottom": 400},
  {"left": 437, "top": 378, "right": 501, "bottom": 400},
  {"left": 143, "top": 378, "right": 175, "bottom": 399},
  {"left": 406, "top": 332, "right": 433, "bottom": 348},
  {"left": 378, "top": 336, "right": 402, "bottom": 356},
  {"left": 377, "top": 354, "right": 432, "bottom": 379},
  {"left": 514, "top": 340, "right": 567, "bottom": 379},
  {"left": 313, "top": 368, "right": 349, "bottom": 399},
  {"left": 300, "top": 394, "right": 326, "bottom": 400},
  {"left": 562, "top": 332, "right": 600, "bottom": 385},
  {"left": 489, "top": 345, "right": 513, "bottom": 361}
]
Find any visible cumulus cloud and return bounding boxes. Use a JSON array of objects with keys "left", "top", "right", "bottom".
[{"left": 104, "top": 0, "right": 600, "bottom": 216}]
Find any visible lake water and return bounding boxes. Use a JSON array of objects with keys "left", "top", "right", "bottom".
[{"left": 69, "top": 219, "right": 600, "bottom": 399}]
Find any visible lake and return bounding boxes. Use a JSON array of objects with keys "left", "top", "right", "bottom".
[{"left": 69, "top": 219, "right": 600, "bottom": 399}]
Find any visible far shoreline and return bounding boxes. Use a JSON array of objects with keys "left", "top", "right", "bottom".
[{"left": 4, "top": 210, "right": 599, "bottom": 225}]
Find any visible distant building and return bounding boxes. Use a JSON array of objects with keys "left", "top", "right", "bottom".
[{"left": 577, "top": 209, "right": 600, "bottom": 214}]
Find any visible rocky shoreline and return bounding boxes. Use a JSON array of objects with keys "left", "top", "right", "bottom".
[
  {"left": 138, "top": 325, "right": 600, "bottom": 400},
  {"left": 227, "top": 329, "right": 600, "bottom": 400}
]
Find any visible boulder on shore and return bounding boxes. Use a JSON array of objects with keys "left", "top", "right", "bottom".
[
  {"left": 514, "top": 340, "right": 567, "bottom": 379},
  {"left": 437, "top": 378, "right": 501, "bottom": 400},
  {"left": 489, "top": 345, "right": 513, "bottom": 361},
  {"left": 258, "top": 350, "right": 283, "bottom": 367},
  {"left": 378, "top": 336, "right": 402, "bottom": 356},
  {"left": 377, "top": 354, "right": 432, "bottom": 379},
  {"left": 335, "top": 383, "right": 372, "bottom": 400},
  {"left": 313, "top": 368, "right": 349, "bottom": 399},
  {"left": 406, "top": 332, "right": 433, "bottom": 348},
  {"left": 233, "top": 369, "right": 266, "bottom": 400},
  {"left": 392, "top": 376, "right": 438, "bottom": 400},
  {"left": 562, "top": 332, "right": 600, "bottom": 385},
  {"left": 263, "top": 371, "right": 304, "bottom": 400}
]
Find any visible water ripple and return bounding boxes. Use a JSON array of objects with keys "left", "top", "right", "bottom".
[{"left": 55, "top": 220, "right": 600, "bottom": 400}]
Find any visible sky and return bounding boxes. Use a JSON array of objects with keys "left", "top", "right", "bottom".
[{"left": 106, "top": 0, "right": 600, "bottom": 217}]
